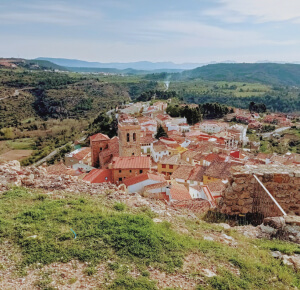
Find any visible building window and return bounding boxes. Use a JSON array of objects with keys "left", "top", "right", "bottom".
[
  {"left": 130, "top": 170, "right": 132, "bottom": 173},
  {"left": 140, "top": 170, "right": 143, "bottom": 174},
  {"left": 133, "top": 133, "right": 136, "bottom": 141},
  {"left": 119, "top": 170, "right": 122, "bottom": 173},
  {"left": 169, "top": 165, "right": 173, "bottom": 169},
  {"left": 132, "top": 152, "right": 134, "bottom": 156},
  {"left": 127, "top": 133, "right": 130, "bottom": 142},
  {"left": 119, "top": 177, "right": 122, "bottom": 182},
  {"left": 162, "top": 164, "right": 166, "bottom": 168},
  {"left": 100, "top": 147, "right": 103, "bottom": 151}
]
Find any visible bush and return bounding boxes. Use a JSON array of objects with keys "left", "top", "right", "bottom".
[
  {"left": 109, "top": 276, "right": 157, "bottom": 290},
  {"left": 84, "top": 266, "right": 96, "bottom": 276},
  {"left": 113, "top": 202, "right": 126, "bottom": 211}
]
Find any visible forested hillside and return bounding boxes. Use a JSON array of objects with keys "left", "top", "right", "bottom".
[
  {"left": 179, "top": 63, "right": 300, "bottom": 87},
  {"left": 0, "top": 68, "right": 158, "bottom": 128}
]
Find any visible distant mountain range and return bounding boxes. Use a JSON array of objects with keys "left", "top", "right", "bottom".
[
  {"left": 35, "top": 57, "right": 204, "bottom": 70},
  {"left": 3, "top": 57, "right": 300, "bottom": 87}
]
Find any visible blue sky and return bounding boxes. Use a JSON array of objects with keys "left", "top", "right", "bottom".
[{"left": 1, "top": 0, "right": 300, "bottom": 63}]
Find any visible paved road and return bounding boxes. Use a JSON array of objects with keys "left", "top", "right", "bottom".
[
  {"left": 33, "top": 136, "right": 87, "bottom": 167},
  {"left": 261, "top": 126, "right": 291, "bottom": 138},
  {"left": 33, "top": 142, "right": 73, "bottom": 167}
]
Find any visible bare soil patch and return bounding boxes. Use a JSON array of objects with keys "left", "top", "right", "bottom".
[{"left": 0, "top": 150, "right": 33, "bottom": 161}]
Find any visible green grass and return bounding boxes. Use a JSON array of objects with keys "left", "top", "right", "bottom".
[
  {"left": 255, "top": 239, "right": 300, "bottom": 255},
  {"left": 1, "top": 187, "right": 300, "bottom": 289},
  {"left": 109, "top": 275, "right": 158, "bottom": 290},
  {"left": 5, "top": 138, "right": 35, "bottom": 150},
  {"left": 0, "top": 188, "right": 193, "bottom": 272}
]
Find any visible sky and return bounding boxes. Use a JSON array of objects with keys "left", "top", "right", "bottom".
[{"left": 1, "top": 0, "right": 300, "bottom": 63}]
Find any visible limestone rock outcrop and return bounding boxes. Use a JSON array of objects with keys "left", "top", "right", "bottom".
[{"left": 0, "top": 161, "right": 120, "bottom": 195}]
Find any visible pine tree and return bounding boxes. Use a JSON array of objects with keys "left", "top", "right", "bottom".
[{"left": 155, "top": 125, "right": 168, "bottom": 139}]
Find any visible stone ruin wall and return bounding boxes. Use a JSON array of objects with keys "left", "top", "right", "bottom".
[{"left": 220, "top": 165, "right": 300, "bottom": 216}]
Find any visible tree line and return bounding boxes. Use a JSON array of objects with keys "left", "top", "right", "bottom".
[
  {"left": 166, "top": 103, "right": 233, "bottom": 125},
  {"left": 136, "top": 90, "right": 177, "bottom": 102}
]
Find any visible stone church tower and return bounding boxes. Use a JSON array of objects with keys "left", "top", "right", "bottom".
[{"left": 118, "top": 119, "right": 141, "bottom": 157}]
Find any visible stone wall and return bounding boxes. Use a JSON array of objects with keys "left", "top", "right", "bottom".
[
  {"left": 220, "top": 165, "right": 300, "bottom": 216},
  {"left": 118, "top": 123, "right": 141, "bottom": 157}
]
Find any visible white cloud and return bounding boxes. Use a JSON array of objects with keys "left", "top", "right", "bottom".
[
  {"left": 0, "top": 2, "right": 99, "bottom": 25},
  {"left": 218, "top": 0, "right": 300, "bottom": 23},
  {"left": 149, "top": 20, "right": 263, "bottom": 47}
]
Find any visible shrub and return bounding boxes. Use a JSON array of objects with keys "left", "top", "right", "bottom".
[
  {"left": 84, "top": 266, "right": 96, "bottom": 276},
  {"left": 113, "top": 202, "right": 126, "bottom": 211},
  {"left": 109, "top": 276, "right": 157, "bottom": 290}
]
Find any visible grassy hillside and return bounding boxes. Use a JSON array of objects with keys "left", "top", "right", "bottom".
[
  {"left": 0, "top": 187, "right": 299, "bottom": 289},
  {"left": 179, "top": 63, "right": 300, "bottom": 87}
]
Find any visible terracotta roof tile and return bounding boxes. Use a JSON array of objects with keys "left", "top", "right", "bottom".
[
  {"left": 160, "top": 155, "right": 190, "bottom": 165},
  {"left": 83, "top": 169, "right": 112, "bottom": 183},
  {"left": 181, "top": 150, "right": 198, "bottom": 159},
  {"left": 73, "top": 147, "right": 91, "bottom": 161},
  {"left": 207, "top": 180, "right": 226, "bottom": 193},
  {"left": 204, "top": 153, "right": 222, "bottom": 163},
  {"left": 172, "top": 199, "right": 211, "bottom": 213},
  {"left": 171, "top": 165, "right": 193, "bottom": 180},
  {"left": 153, "top": 144, "right": 168, "bottom": 152},
  {"left": 90, "top": 133, "right": 110, "bottom": 142},
  {"left": 204, "top": 161, "right": 232, "bottom": 180},
  {"left": 143, "top": 181, "right": 168, "bottom": 191},
  {"left": 189, "top": 165, "right": 206, "bottom": 181},
  {"left": 140, "top": 135, "right": 155, "bottom": 144},
  {"left": 112, "top": 156, "right": 151, "bottom": 169},
  {"left": 169, "top": 183, "right": 191, "bottom": 201},
  {"left": 123, "top": 173, "right": 165, "bottom": 187},
  {"left": 172, "top": 165, "right": 205, "bottom": 182}
]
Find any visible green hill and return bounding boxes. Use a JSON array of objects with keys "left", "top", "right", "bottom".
[
  {"left": 24, "top": 59, "right": 68, "bottom": 71},
  {"left": 179, "top": 63, "right": 300, "bottom": 87},
  {"left": 0, "top": 68, "right": 159, "bottom": 128},
  {"left": 0, "top": 58, "right": 68, "bottom": 71},
  {"left": 0, "top": 186, "right": 299, "bottom": 289}
]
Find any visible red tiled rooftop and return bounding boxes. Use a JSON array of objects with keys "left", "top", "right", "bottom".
[
  {"left": 112, "top": 156, "right": 151, "bottom": 169},
  {"left": 172, "top": 199, "right": 211, "bottom": 213},
  {"left": 73, "top": 147, "right": 91, "bottom": 161},
  {"left": 143, "top": 181, "right": 168, "bottom": 191},
  {"left": 171, "top": 165, "right": 193, "bottom": 180},
  {"left": 83, "top": 169, "right": 112, "bottom": 183},
  {"left": 140, "top": 135, "right": 155, "bottom": 144},
  {"left": 123, "top": 173, "right": 165, "bottom": 187},
  {"left": 90, "top": 133, "right": 110, "bottom": 142},
  {"left": 207, "top": 180, "right": 226, "bottom": 193},
  {"left": 204, "top": 161, "right": 232, "bottom": 180},
  {"left": 172, "top": 165, "right": 205, "bottom": 182},
  {"left": 169, "top": 183, "right": 191, "bottom": 201},
  {"left": 204, "top": 153, "right": 221, "bottom": 163}
]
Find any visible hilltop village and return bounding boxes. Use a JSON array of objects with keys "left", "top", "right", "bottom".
[{"left": 42, "top": 100, "right": 299, "bottom": 211}]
